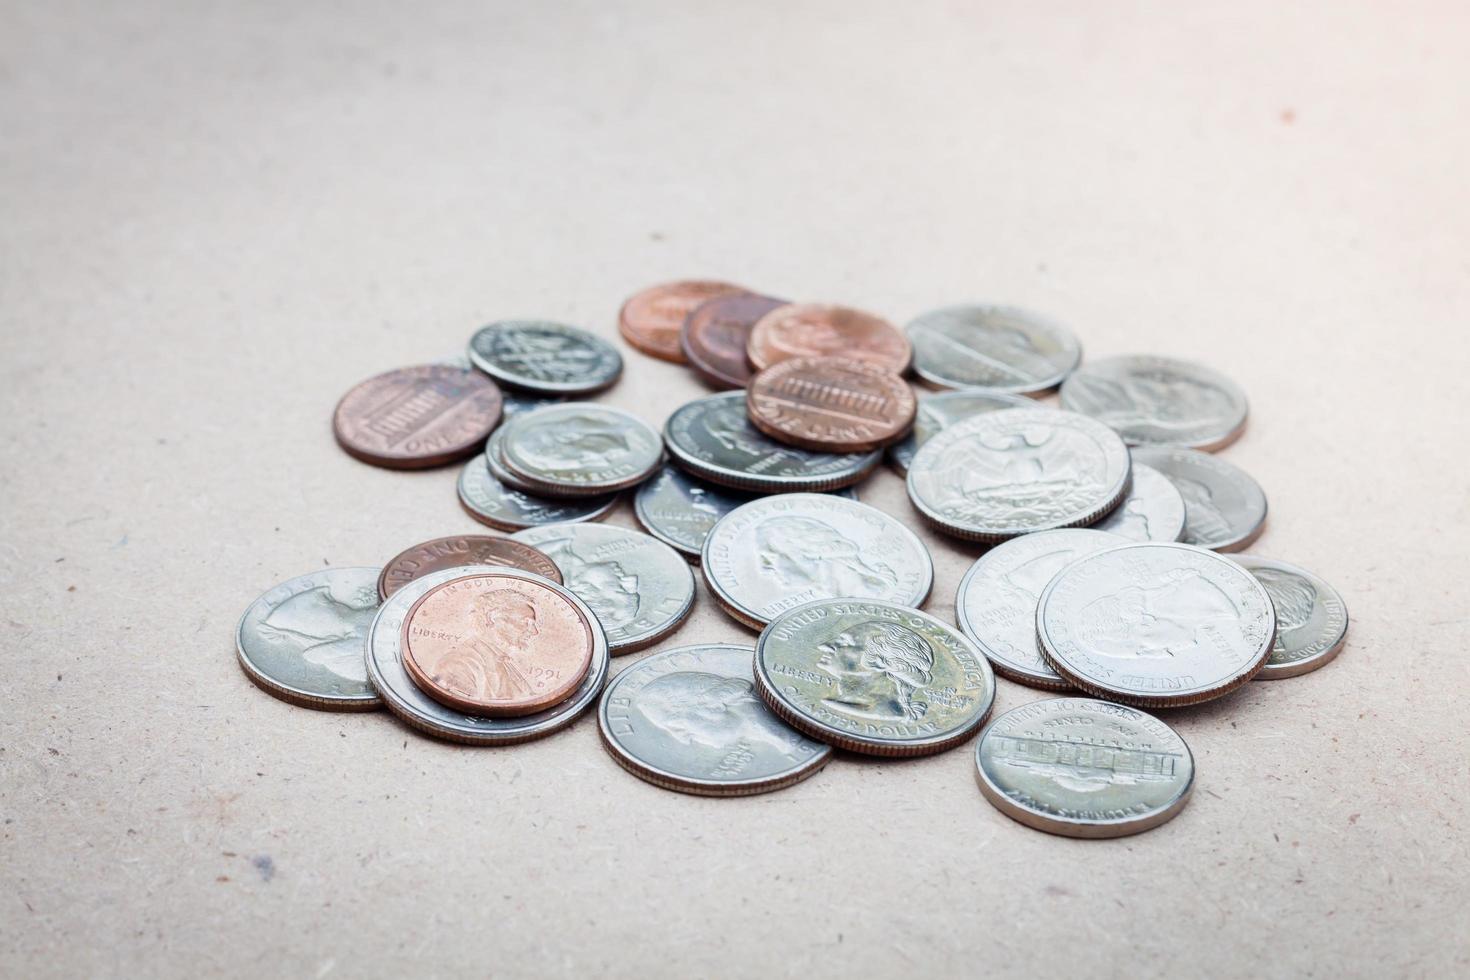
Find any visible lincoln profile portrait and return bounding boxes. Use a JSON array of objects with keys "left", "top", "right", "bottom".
[{"left": 429, "top": 589, "right": 540, "bottom": 700}]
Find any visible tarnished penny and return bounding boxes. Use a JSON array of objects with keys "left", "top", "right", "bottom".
[
  {"left": 401, "top": 572, "right": 596, "bottom": 717},
  {"left": 332, "top": 364, "right": 504, "bottom": 469},
  {"left": 619, "top": 280, "right": 747, "bottom": 362},
  {"left": 747, "top": 303, "right": 911, "bottom": 373},
  {"left": 747, "top": 356, "right": 916, "bottom": 452},
  {"left": 377, "top": 534, "right": 562, "bottom": 600},
  {"left": 680, "top": 293, "right": 787, "bottom": 389}
]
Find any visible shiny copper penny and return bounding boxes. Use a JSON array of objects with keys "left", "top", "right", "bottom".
[
  {"left": 746, "top": 303, "right": 911, "bottom": 373},
  {"left": 747, "top": 356, "right": 917, "bottom": 453},
  {"left": 680, "top": 293, "right": 788, "bottom": 389},
  {"left": 401, "top": 572, "right": 596, "bottom": 717},
  {"left": 377, "top": 534, "right": 562, "bottom": 600},
  {"left": 619, "top": 280, "right": 747, "bottom": 362},
  {"left": 333, "top": 364, "right": 503, "bottom": 469}
]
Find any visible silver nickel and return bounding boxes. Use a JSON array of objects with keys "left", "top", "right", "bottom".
[
  {"left": 1060, "top": 354, "right": 1248, "bottom": 451},
  {"left": 468, "top": 320, "right": 622, "bottom": 395},
  {"left": 906, "top": 408, "right": 1131, "bottom": 542},
  {"left": 236, "top": 568, "right": 383, "bottom": 710},
  {"left": 886, "top": 390, "right": 1034, "bottom": 475},
  {"left": 598, "top": 643, "right": 833, "bottom": 796},
  {"left": 1091, "top": 462, "right": 1187, "bottom": 542},
  {"left": 906, "top": 305, "right": 1081, "bottom": 394},
  {"left": 1132, "top": 446, "right": 1267, "bottom": 552},
  {"left": 499, "top": 403, "right": 662, "bottom": 495},
  {"left": 1234, "top": 556, "right": 1348, "bottom": 679},
  {"left": 366, "top": 565, "right": 608, "bottom": 744},
  {"left": 663, "top": 391, "right": 880, "bottom": 492},
  {"left": 975, "top": 698, "right": 1194, "bottom": 838},
  {"left": 457, "top": 455, "right": 617, "bottom": 531},
  {"left": 955, "top": 528, "right": 1128, "bottom": 689},
  {"left": 754, "top": 598, "right": 996, "bottom": 757},
  {"left": 512, "top": 523, "right": 695, "bottom": 654},
  {"left": 1037, "top": 542, "right": 1276, "bottom": 707},
  {"left": 701, "top": 493, "right": 933, "bottom": 630}
]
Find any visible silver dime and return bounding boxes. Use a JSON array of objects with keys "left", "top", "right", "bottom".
[
  {"left": 701, "top": 493, "right": 933, "bottom": 630},
  {"left": 598, "top": 643, "right": 832, "bottom": 796},
  {"left": 484, "top": 423, "right": 546, "bottom": 493},
  {"left": 1131, "top": 446, "right": 1267, "bottom": 552},
  {"left": 236, "top": 567, "right": 382, "bottom": 711},
  {"left": 512, "top": 523, "right": 695, "bottom": 654},
  {"left": 906, "top": 305, "right": 1081, "bottom": 394},
  {"left": 955, "top": 528, "right": 1128, "bottom": 689},
  {"left": 1060, "top": 354, "right": 1249, "bottom": 451},
  {"left": 906, "top": 408, "right": 1131, "bottom": 542},
  {"left": 1037, "top": 542, "right": 1276, "bottom": 707},
  {"left": 753, "top": 599, "right": 996, "bottom": 757},
  {"left": 366, "top": 565, "right": 608, "bottom": 744},
  {"left": 499, "top": 403, "right": 663, "bottom": 496},
  {"left": 886, "top": 390, "right": 1034, "bottom": 475},
  {"left": 663, "top": 391, "right": 881, "bottom": 493},
  {"left": 457, "top": 455, "right": 617, "bottom": 531},
  {"left": 1091, "top": 462, "right": 1187, "bottom": 542},
  {"left": 975, "top": 698, "right": 1194, "bottom": 838},
  {"left": 1233, "top": 556, "right": 1348, "bottom": 679},
  {"left": 468, "top": 320, "right": 622, "bottom": 395}
]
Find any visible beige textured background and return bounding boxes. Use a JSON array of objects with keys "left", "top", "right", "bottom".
[{"left": 3, "top": 2, "right": 1468, "bottom": 977}]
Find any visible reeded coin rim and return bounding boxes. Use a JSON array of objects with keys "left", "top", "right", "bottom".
[
  {"left": 905, "top": 304, "right": 1083, "bottom": 395},
  {"left": 1231, "top": 555, "right": 1349, "bottom": 680},
  {"left": 1059, "top": 354, "right": 1250, "bottom": 452},
  {"left": 466, "top": 320, "right": 623, "bottom": 396},
  {"left": 1132, "top": 446, "right": 1268, "bottom": 553},
  {"left": 596, "top": 642, "right": 834, "bottom": 796},
  {"left": 499, "top": 403, "right": 664, "bottom": 496},
  {"left": 456, "top": 456, "right": 619, "bottom": 531}
]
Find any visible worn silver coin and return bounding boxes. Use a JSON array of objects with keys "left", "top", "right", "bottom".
[
  {"left": 457, "top": 455, "right": 617, "bottom": 531},
  {"left": 468, "top": 320, "right": 622, "bottom": 395},
  {"left": 1234, "top": 556, "right": 1348, "bottom": 679},
  {"left": 702, "top": 493, "right": 934, "bottom": 630},
  {"left": 483, "top": 423, "right": 548, "bottom": 493},
  {"left": 365, "top": 565, "right": 609, "bottom": 744},
  {"left": 512, "top": 523, "right": 695, "bottom": 654},
  {"left": 906, "top": 305, "right": 1081, "bottom": 394},
  {"left": 906, "top": 408, "right": 1131, "bottom": 542},
  {"left": 754, "top": 599, "right": 996, "bottom": 757},
  {"left": 499, "top": 403, "right": 663, "bottom": 496},
  {"left": 1060, "top": 354, "right": 1249, "bottom": 451},
  {"left": 1091, "top": 462, "right": 1187, "bottom": 542},
  {"left": 886, "top": 390, "right": 1035, "bottom": 475},
  {"left": 1037, "top": 542, "right": 1276, "bottom": 707},
  {"left": 1131, "top": 446, "right": 1267, "bottom": 552},
  {"left": 955, "top": 528, "right": 1128, "bottom": 689},
  {"left": 975, "top": 698, "right": 1195, "bottom": 838},
  {"left": 598, "top": 643, "right": 833, "bottom": 796},
  {"left": 236, "top": 567, "right": 383, "bottom": 710},
  {"left": 663, "top": 391, "right": 881, "bottom": 493}
]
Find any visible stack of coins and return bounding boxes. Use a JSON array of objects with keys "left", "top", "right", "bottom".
[{"left": 237, "top": 279, "right": 1348, "bottom": 828}]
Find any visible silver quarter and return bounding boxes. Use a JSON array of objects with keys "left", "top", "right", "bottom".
[
  {"left": 701, "top": 493, "right": 934, "bottom": 630},
  {"left": 1060, "top": 354, "right": 1249, "bottom": 451},
  {"left": 753, "top": 599, "right": 996, "bottom": 757},
  {"left": 906, "top": 408, "right": 1131, "bottom": 542},
  {"left": 955, "top": 528, "right": 1128, "bottom": 689},
  {"left": 1234, "top": 556, "right": 1348, "bottom": 679},
  {"left": 598, "top": 643, "right": 833, "bottom": 796},
  {"left": 1091, "top": 462, "right": 1187, "bottom": 542},
  {"left": 366, "top": 565, "right": 608, "bottom": 744},
  {"left": 512, "top": 523, "right": 695, "bottom": 654},
  {"left": 886, "top": 390, "right": 1034, "bottom": 475},
  {"left": 236, "top": 567, "right": 383, "bottom": 710},
  {"left": 975, "top": 698, "right": 1194, "bottom": 838},
  {"left": 1037, "top": 542, "right": 1276, "bottom": 707},
  {"left": 1131, "top": 446, "right": 1267, "bottom": 552},
  {"left": 467, "top": 320, "right": 622, "bottom": 395},
  {"left": 906, "top": 305, "right": 1081, "bottom": 394},
  {"left": 457, "top": 455, "right": 617, "bottom": 531},
  {"left": 499, "top": 403, "right": 663, "bottom": 496},
  {"left": 663, "top": 391, "right": 881, "bottom": 492}
]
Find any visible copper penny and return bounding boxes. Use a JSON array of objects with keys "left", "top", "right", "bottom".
[
  {"left": 332, "top": 364, "right": 503, "bottom": 469},
  {"left": 746, "top": 356, "right": 917, "bottom": 453},
  {"left": 746, "top": 303, "right": 911, "bottom": 373},
  {"left": 619, "top": 280, "right": 746, "bottom": 362},
  {"left": 400, "top": 571, "right": 596, "bottom": 717},
  {"left": 377, "top": 534, "right": 562, "bottom": 601},
  {"left": 680, "top": 293, "right": 788, "bottom": 389}
]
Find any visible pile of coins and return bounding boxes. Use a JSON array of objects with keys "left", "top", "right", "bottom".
[{"left": 237, "top": 280, "right": 1348, "bottom": 837}]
